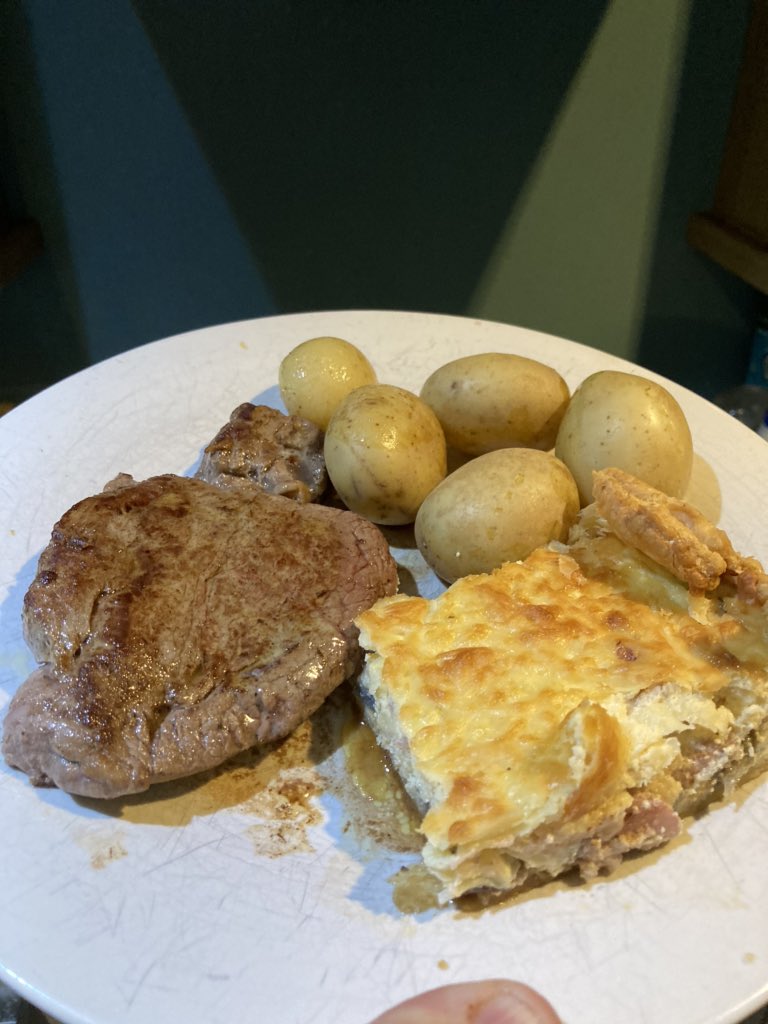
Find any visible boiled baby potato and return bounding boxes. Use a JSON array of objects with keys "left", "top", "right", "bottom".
[
  {"left": 554, "top": 370, "right": 693, "bottom": 505},
  {"left": 414, "top": 448, "right": 579, "bottom": 582},
  {"left": 279, "top": 336, "right": 377, "bottom": 430},
  {"left": 420, "top": 352, "right": 570, "bottom": 455},
  {"left": 324, "top": 384, "right": 447, "bottom": 525}
]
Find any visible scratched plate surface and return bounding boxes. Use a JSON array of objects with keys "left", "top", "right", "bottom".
[{"left": 1, "top": 311, "right": 767, "bottom": 1024}]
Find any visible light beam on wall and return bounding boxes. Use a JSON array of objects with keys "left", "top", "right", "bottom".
[{"left": 469, "top": 0, "right": 692, "bottom": 362}]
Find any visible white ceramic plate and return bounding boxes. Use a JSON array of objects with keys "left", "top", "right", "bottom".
[{"left": 1, "top": 311, "right": 767, "bottom": 1024}]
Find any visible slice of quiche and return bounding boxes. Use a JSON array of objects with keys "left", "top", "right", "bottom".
[{"left": 355, "top": 468, "right": 768, "bottom": 903}]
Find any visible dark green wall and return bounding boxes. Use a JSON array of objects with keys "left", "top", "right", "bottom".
[{"left": 0, "top": 0, "right": 758, "bottom": 402}]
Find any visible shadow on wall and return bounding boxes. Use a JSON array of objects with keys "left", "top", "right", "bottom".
[{"left": 131, "top": 0, "right": 608, "bottom": 317}]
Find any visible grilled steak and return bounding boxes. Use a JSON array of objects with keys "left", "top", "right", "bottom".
[
  {"left": 2, "top": 473, "right": 397, "bottom": 798},
  {"left": 195, "top": 403, "right": 327, "bottom": 502}
]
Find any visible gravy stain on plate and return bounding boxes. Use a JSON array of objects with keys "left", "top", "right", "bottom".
[
  {"left": 324, "top": 703, "right": 423, "bottom": 858},
  {"left": 78, "top": 715, "right": 330, "bottom": 858},
  {"left": 389, "top": 863, "right": 442, "bottom": 914},
  {"left": 242, "top": 757, "right": 324, "bottom": 858},
  {"left": 74, "top": 683, "right": 421, "bottom": 866},
  {"left": 72, "top": 827, "right": 128, "bottom": 870}
]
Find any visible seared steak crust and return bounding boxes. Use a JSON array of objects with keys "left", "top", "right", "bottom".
[
  {"left": 195, "top": 403, "right": 327, "bottom": 502},
  {"left": 3, "top": 474, "right": 397, "bottom": 798}
]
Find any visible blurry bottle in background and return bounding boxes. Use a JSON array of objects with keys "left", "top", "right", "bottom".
[{"left": 713, "top": 314, "right": 768, "bottom": 431}]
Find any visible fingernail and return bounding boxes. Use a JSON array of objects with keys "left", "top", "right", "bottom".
[{"left": 473, "top": 991, "right": 548, "bottom": 1024}]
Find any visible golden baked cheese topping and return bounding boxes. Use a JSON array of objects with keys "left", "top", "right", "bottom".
[
  {"left": 357, "top": 470, "right": 768, "bottom": 902},
  {"left": 356, "top": 543, "right": 765, "bottom": 892}
]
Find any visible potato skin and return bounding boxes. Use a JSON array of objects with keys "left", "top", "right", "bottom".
[
  {"left": 554, "top": 370, "right": 693, "bottom": 505},
  {"left": 414, "top": 448, "right": 579, "bottom": 582},
  {"left": 279, "top": 336, "right": 377, "bottom": 430},
  {"left": 324, "top": 384, "right": 447, "bottom": 525},
  {"left": 420, "top": 352, "right": 570, "bottom": 455}
]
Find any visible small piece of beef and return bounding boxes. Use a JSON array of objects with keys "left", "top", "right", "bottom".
[
  {"left": 196, "top": 403, "right": 326, "bottom": 502},
  {"left": 2, "top": 474, "right": 397, "bottom": 798}
]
